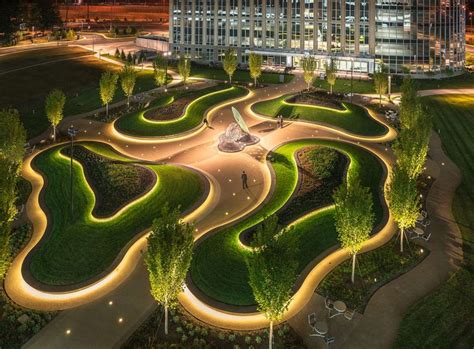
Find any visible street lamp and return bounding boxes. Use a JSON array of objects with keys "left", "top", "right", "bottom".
[{"left": 68, "top": 126, "right": 79, "bottom": 220}]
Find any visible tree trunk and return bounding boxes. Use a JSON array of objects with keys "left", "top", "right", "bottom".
[
  {"left": 330, "top": 84, "right": 333, "bottom": 94},
  {"left": 106, "top": 103, "right": 109, "bottom": 116},
  {"left": 254, "top": 76, "right": 257, "bottom": 87},
  {"left": 229, "top": 74, "right": 232, "bottom": 84},
  {"left": 164, "top": 303, "right": 168, "bottom": 335},
  {"left": 127, "top": 95, "right": 130, "bottom": 107},
  {"left": 53, "top": 125, "right": 56, "bottom": 142},
  {"left": 351, "top": 253, "right": 356, "bottom": 284},
  {"left": 379, "top": 93, "right": 382, "bottom": 107},
  {"left": 269, "top": 321, "right": 273, "bottom": 349},
  {"left": 400, "top": 227, "right": 404, "bottom": 253}
]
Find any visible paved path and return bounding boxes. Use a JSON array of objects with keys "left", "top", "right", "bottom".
[{"left": 12, "top": 70, "right": 467, "bottom": 348}]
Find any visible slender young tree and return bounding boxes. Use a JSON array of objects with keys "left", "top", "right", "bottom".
[
  {"left": 0, "top": 109, "right": 26, "bottom": 280},
  {"left": 333, "top": 177, "right": 375, "bottom": 283},
  {"left": 99, "top": 71, "right": 119, "bottom": 116},
  {"left": 120, "top": 63, "right": 137, "bottom": 107},
  {"left": 153, "top": 53, "right": 168, "bottom": 87},
  {"left": 177, "top": 55, "right": 191, "bottom": 85},
  {"left": 223, "top": 48, "right": 238, "bottom": 84},
  {"left": 246, "top": 215, "right": 298, "bottom": 349},
  {"left": 45, "top": 89, "right": 66, "bottom": 142},
  {"left": 301, "top": 56, "right": 317, "bottom": 90},
  {"left": 249, "top": 52, "right": 263, "bottom": 87},
  {"left": 325, "top": 60, "right": 337, "bottom": 94},
  {"left": 386, "top": 166, "right": 420, "bottom": 253},
  {"left": 373, "top": 63, "right": 389, "bottom": 107},
  {"left": 399, "top": 76, "right": 419, "bottom": 130},
  {"left": 144, "top": 205, "right": 194, "bottom": 336}
]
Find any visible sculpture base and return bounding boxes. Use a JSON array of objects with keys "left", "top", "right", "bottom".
[{"left": 218, "top": 133, "right": 260, "bottom": 153}]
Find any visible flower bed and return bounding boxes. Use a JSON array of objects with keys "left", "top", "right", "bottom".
[{"left": 287, "top": 91, "right": 345, "bottom": 111}]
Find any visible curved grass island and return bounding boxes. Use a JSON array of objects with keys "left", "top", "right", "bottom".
[
  {"left": 25, "top": 142, "right": 206, "bottom": 288},
  {"left": 114, "top": 85, "right": 249, "bottom": 137},
  {"left": 190, "top": 139, "right": 386, "bottom": 307},
  {"left": 251, "top": 93, "right": 388, "bottom": 137}
]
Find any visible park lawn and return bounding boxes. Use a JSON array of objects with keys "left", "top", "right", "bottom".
[
  {"left": 28, "top": 142, "right": 204, "bottom": 286},
  {"left": 115, "top": 85, "right": 249, "bottom": 137},
  {"left": 188, "top": 64, "right": 294, "bottom": 84},
  {"left": 190, "top": 139, "right": 385, "bottom": 306},
  {"left": 0, "top": 47, "right": 156, "bottom": 139},
  {"left": 394, "top": 95, "right": 474, "bottom": 348},
  {"left": 313, "top": 78, "right": 377, "bottom": 94},
  {"left": 252, "top": 94, "right": 387, "bottom": 136}
]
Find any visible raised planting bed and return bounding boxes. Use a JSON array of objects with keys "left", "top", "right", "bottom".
[
  {"left": 317, "top": 239, "right": 428, "bottom": 311},
  {"left": 123, "top": 306, "right": 306, "bottom": 349},
  {"left": 252, "top": 94, "right": 387, "bottom": 136},
  {"left": 286, "top": 91, "right": 345, "bottom": 111},
  {"left": 115, "top": 85, "right": 249, "bottom": 137},
  {"left": 27, "top": 142, "right": 205, "bottom": 287},
  {"left": 190, "top": 139, "right": 386, "bottom": 306},
  {"left": 61, "top": 145, "right": 155, "bottom": 218}
]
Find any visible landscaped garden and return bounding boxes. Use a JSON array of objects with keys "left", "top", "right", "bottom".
[
  {"left": 115, "top": 85, "right": 249, "bottom": 137},
  {"left": 394, "top": 94, "right": 474, "bottom": 348},
  {"left": 190, "top": 139, "right": 385, "bottom": 306},
  {"left": 27, "top": 142, "right": 206, "bottom": 286},
  {"left": 251, "top": 92, "right": 387, "bottom": 136}
]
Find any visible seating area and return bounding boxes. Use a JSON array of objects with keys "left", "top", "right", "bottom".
[
  {"left": 408, "top": 210, "right": 432, "bottom": 242},
  {"left": 306, "top": 296, "right": 356, "bottom": 346}
]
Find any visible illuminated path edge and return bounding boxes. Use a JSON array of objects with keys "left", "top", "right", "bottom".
[{"left": 6, "top": 73, "right": 398, "bottom": 330}]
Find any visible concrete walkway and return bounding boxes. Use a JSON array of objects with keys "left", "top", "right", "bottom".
[{"left": 16, "top": 72, "right": 467, "bottom": 348}]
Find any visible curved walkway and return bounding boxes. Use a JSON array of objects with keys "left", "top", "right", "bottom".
[{"left": 12, "top": 74, "right": 462, "bottom": 348}]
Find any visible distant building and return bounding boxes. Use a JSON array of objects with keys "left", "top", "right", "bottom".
[{"left": 169, "top": 0, "right": 466, "bottom": 75}]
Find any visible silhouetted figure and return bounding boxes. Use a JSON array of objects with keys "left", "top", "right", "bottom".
[
  {"left": 241, "top": 171, "right": 249, "bottom": 189},
  {"left": 203, "top": 118, "right": 210, "bottom": 128}
]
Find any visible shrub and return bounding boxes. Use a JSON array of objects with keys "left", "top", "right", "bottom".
[
  {"left": 233, "top": 345, "right": 241, "bottom": 349},
  {"left": 127, "top": 52, "right": 133, "bottom": 63},
  {"left": 188, "top": 330, "right": 195, "bottom": 337},
  {"left": 181, "top": 334, "right": 188, "bottom": 342},
  {"left": 218, "top": 332, "right": 226, "bottom": 340},
  {"left": 255, "top": 336, "right": 262, "bottom": 344},
  {"left": 245, "top": 335, "right": 252, "bottom": 344},
  {"left": 115, "top": 48, "right": 120, "bottom": 58},
  {"left": 278, "top": 328, "right": 285, "bottom": 337},
  {"left": 172, "top": 315, "right": 180, "bottom": 324},
  {"left": 176, "top": 326, "right": 183, "bottom": 334},
  {"left": 201, "top": 328, "right": 208, "bottom": 336},
  {"left": 228, "top": 334, "right": 236, "bottom": 342},
  {"left": 120, "top": 49, "right": 126, "bottom": 61},
  {"left": 308, "top": 146, "right": 339, "bottom": 179}
]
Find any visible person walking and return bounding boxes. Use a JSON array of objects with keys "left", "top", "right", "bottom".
[
  {"left": 279, "top": 114, "right": 284, "bottom": 128},
  {"left": 241, "top": 170, "right": 249, "bottom": 189},
  {"left": 203, "top": 117, "right": 210, "bottom": 128}
]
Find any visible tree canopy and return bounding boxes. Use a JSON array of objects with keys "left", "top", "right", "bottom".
[
  {"left": 99, "top": 71, "right": 119, "bottom": 116},
  {"left": 246, "top": 215, "right": 298, "bottom": 349},
  {"left": 223, "top": 48, "right": 238, "bottom": 83},
  {"left": 144, "top": 205, "right": 194, "bottom": 335},
  {"left": 373, "top": 63, "right": 389, "bottom": 106},
  {"left": 325, "top": 60, "right": 337, "bottom": 94},
  {"left": 249, "top": 52, "right": 263, "bottom": 86},
  {"left": 301, "top": 56, "right": 317, "bottom": 90},
  {"left": 153, "top": 53, "right": 168, "bottom": 87},
  {"left": 45, "top": 89, "right": 66, "bottom": 142},
  {"left": 120, "top": 63, "right": 137, "bottom": 107},
  {"left": 177, "top": 55, "right": 191, "bottom": 85},
  {"left": 333, "top": 176, "right": 374, "bottom": 283}
]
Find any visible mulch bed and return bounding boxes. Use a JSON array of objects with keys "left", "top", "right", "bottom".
[
  {"left": 61, "top": 145, "right": 154, "bottom": 217},
  {"left": 143, "top": 95, "right": 194, "bottom": 121},
  {"left": 287, "top": 91, "right": 345, "bottom": 111}
]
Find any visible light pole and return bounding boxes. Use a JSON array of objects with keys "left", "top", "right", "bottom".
[
  {"left": 350, "top": 58, "right": 354, "bottom": 103},
  {"left": 388, "top": 75, "right": 392, "bottom": 101},
  {"left": 68, "top": 126, "right": 79, "bottom": 221}
]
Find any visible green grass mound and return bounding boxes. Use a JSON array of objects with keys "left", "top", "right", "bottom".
[
  {"left": 115, "top": 85, "right": 249, "bottom": 137},
  {"left": 190, "top": 139, "right": 385, "bottom": 306},
  {"left": 252, "top": 94, "right": 387, "bottom": 136},
  {"left": 28, "top": 142, "right": 205, "bottom": 286}
]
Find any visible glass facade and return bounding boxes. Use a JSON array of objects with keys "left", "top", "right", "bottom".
[{"left": 170, "top": 0, "right": 465, "bottom": 74}]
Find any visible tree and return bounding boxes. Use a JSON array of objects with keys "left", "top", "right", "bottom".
[
  {"left": 66, "top": 28, "right": 75, "bottom": 41},
  {"left": 153, "top": 53, "right": 168, "bottom": 87},
  {"left": 0, "top": 109, "right": 26, "bottom": 280},
  {"left": 249, "top": 52, "right": 262, "bottom": 87},
  {"left": 373, "top": 63, "right": 389, "bottom": 107},
  {"left": 325, "top": 60, "right": 337, "bottom": 94},
  {"left": 120, "top": 63, "right": 137, "bottom": 107},
  {"left": 144, "top": 205, "right": 194, "bottom": 335},
  {"left": 99, "top": 71, "right": 119, "bottom": 116},
  {"left": 223, "top": 48, "right": 238, "bottom": 84},
  {"left": 386, "top": 166, "right": 420, "bottom": 253},
  {"left": 177, "top": 55, "right": 191, "bottom": 85},
  {"left": 246, "top": 215, "right": 298, "bottom": 349},
  {"left": 301, "top": 56, "right": 317, "bottom": 90},
  {"left": 333, "top": 177, "right": 375, "bottom": 283},
  {"left": 126, "top": 51, "right": 133, "bottom": 63},
  {"left": 45, "top": 89, "right": 66, "bottom": 142},
  {"left": 0, "top": 0, "right": 21, "bottom": 45},
  {"left": 399, "top": 77, "right": 420, "bottom": 130},
  {"left": 393, "top": 109, "right": 432, "bottom": 179}
]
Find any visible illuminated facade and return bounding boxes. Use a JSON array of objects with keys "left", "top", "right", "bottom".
[{"left": 169, "top": 0, "right": 465, "bottom": 74}]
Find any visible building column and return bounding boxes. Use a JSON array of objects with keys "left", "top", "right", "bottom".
[
  {"left": 341, "top": 0, "right": 346, "bottom": 52},
  {"left": 169, "top": 0, "right": 174, "bottom": 44},
  {"left": 250, "top": 0, "right": 255, "bottom": 48},
  {"left": 369, "top": 0, "right": 375, "bottom": 55},
  {"left": 180, "top": 0, "right": 185, "bottom": 45},
  {"left": 275, "top": 0, "right": 280, "bottom": 49},
  {"left": 202, "top": 0, "right": 207, "bottom": 47},
  {"left": 191, "top": 0, "right": 196, "bottom": 45},
  {"left": 214, "top": 0, "right": 218, "bottom": 47},
  {"left": 354, "top": 0, "right": 360, "bottom": 55},
  {"left": 287, "top": 0, "right": 292, "bottom": 50},
  {"left": 314, "top": 0, "right": 319, "bottom": 52},
  {"left": 262, "top": 0, "right": 267, "bottom": 48},
  {"left": 300, "top": 0, "right": 305, "bottom": 51},
  {"left": 327, "top": 0, "right": 332, "bottom": 53},
  {"left": 226, "top": 0, "right": 230, "bottom": 46}
]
